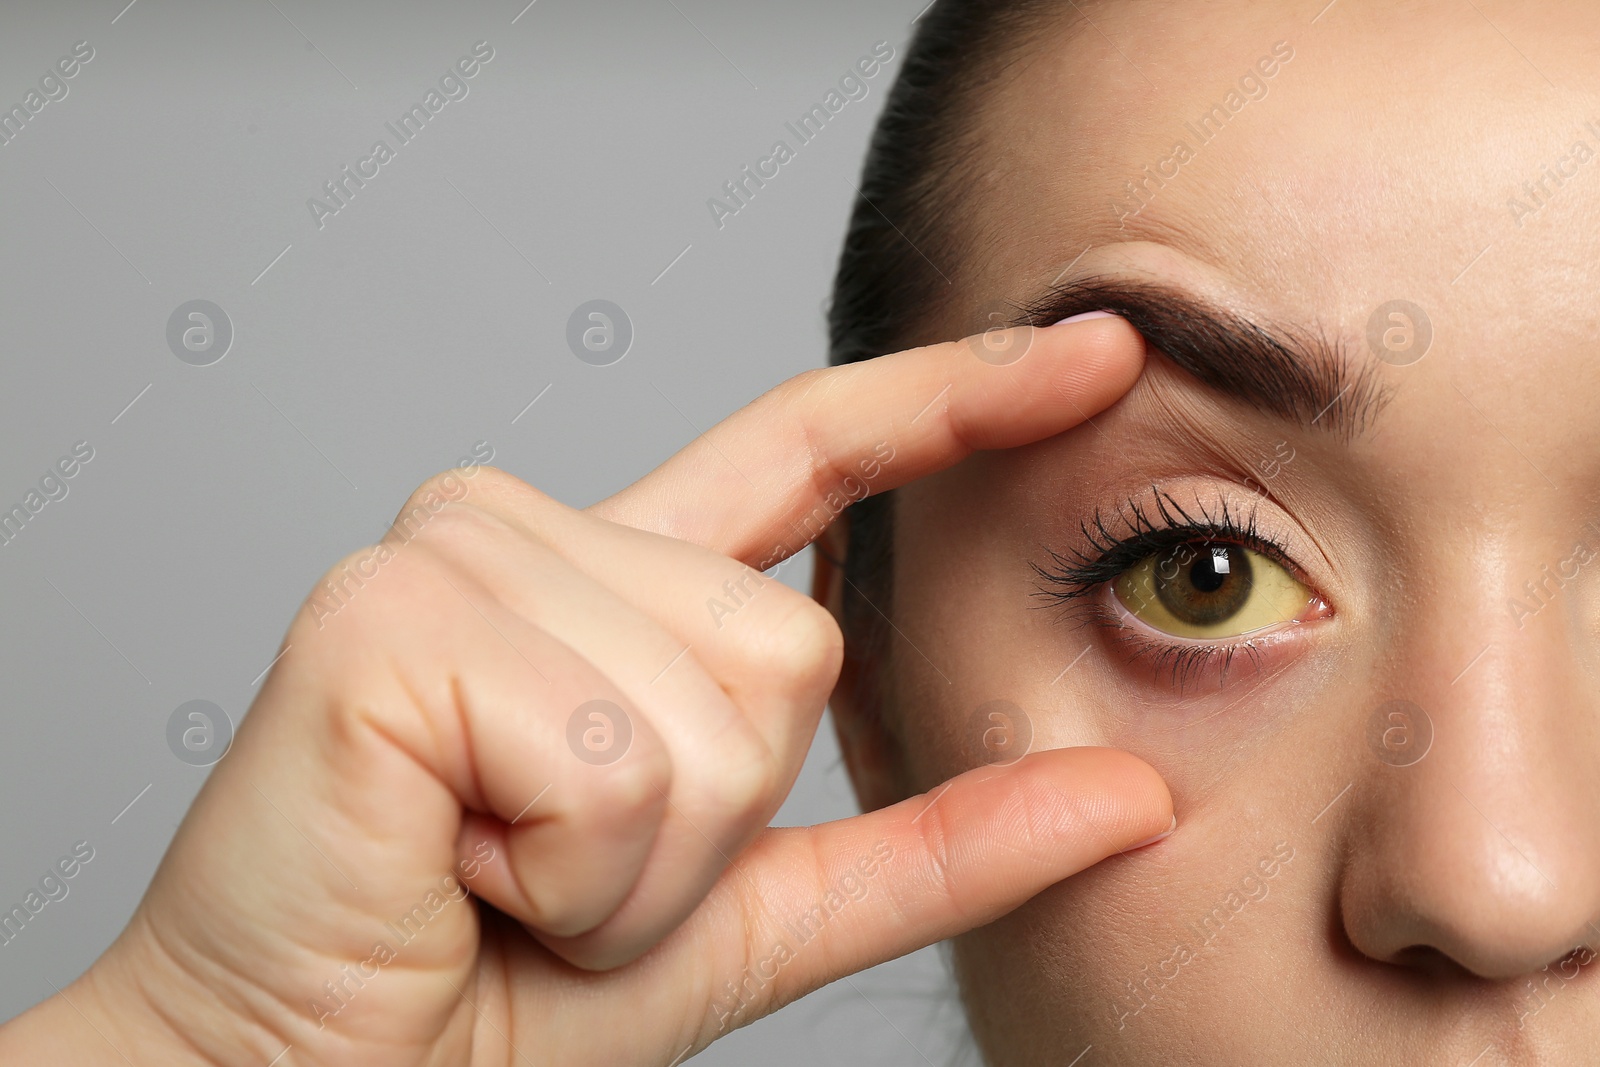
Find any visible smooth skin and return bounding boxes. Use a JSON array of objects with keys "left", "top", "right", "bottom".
[
  {"left": 820, "top": 3, "right": 1600, "bottom": 1064},
  {"left": 0, "top": 314, "right": 1172, "bottom": 1066}
]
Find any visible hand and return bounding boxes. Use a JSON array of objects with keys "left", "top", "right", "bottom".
[{"left": 0, "top": 315, "right": 1172, "bottom": 1067}]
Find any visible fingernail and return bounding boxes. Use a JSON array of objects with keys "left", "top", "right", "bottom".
[
  {"left": 1054, "top": 309, "right": 1120, "bottom": 326},
  {"left": 1126, "top": 814, "right": 1177, "bottom": 851}
]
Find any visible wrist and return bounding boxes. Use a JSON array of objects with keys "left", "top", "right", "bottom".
[{"left": 0, "top": 915, "right": 250, "bottom": 1067}]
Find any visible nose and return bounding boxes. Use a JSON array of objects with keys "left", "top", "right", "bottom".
[{"left": 1338, "top": 594, "right": 1600, "bottom": 979}]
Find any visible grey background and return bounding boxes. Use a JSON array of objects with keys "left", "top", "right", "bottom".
[{"left": 0, "top": 0, "right": 978, "bottom": 1062}]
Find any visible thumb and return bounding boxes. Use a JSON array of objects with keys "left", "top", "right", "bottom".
[{"left": 696, "top": 746, "right": 1173, "bottom": 1035}]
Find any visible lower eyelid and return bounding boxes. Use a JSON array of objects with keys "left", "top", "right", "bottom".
[{"left": 1086, "top": 586, "right": 1324, "bottom": 691}]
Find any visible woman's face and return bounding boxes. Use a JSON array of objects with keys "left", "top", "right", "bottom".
[{"left": 836, "top": 2, "right": 1600, "bottom": 1062}]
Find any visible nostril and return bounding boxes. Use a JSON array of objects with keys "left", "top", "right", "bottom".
[
  {"left": 1390, "top": 944, "right": 1473, "bottom": 979},
  {"left": 1382, "top": 942, "right": 1600, "bottom": 987},
  {"left": 1380, "top": 937, "right": 1600, "bottom": 983},
  {"left": 1545, "top": 943, "right": 1600, "bottom": 983}
]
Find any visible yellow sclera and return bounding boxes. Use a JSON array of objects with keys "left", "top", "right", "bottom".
[{"left": 1111, "top": 544, "right": 1313, "bottom": 639}]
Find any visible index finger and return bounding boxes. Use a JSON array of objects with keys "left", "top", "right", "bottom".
[{"left": 589, "top": 311, "right": 1144, "bottom": 569}]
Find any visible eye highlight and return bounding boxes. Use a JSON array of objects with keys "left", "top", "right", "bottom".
[{"left": 1112, "top": 543, "right": 1315, "bottom": 639}]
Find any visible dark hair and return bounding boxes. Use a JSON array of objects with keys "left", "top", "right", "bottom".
[{"left": 826, "top": 0, "right": 1061, "bottom": 659}]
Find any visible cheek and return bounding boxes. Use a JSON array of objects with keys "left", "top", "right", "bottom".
[
  {"left": 889, "top": 465, "right": 1093, "bottom": 789},
  {"left": 951, "top": 791, "right": 1320, "bottom": 1060}
]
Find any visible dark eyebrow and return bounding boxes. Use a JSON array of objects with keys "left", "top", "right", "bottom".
[{"left": 1016, "top": 275, "right": 1390, "bottom": 438}]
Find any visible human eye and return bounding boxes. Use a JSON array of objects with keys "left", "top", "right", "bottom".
[
  {"left": 1031, "top": 487, "right": 1332, "bottom": 688},
  {"left": 1113, "top": 544, "right": 1312, "bottom": 639}
]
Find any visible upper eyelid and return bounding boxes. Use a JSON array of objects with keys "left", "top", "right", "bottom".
[
  {"left": 1031, "top": 484, "right": 1318, "bottom": 600},
  {"left": 1032, "top": 529, "right": 1289, "bottom": 604}
]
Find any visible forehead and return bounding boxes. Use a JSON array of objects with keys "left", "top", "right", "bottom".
[
  {"left": 962, "top": 1, "right": 1600, "bottom": 338},
  {"left": 943, "top": 0, "right": 1600, "bottom": 484}
]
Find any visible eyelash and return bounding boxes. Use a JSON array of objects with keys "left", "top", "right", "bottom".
[{"left": 1030, "top": 487, "right": 1310, "bottom": 689}]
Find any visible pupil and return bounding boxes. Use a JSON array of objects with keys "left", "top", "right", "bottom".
[{"left": 1190, "top": 553, "right": 1227, "bottom": 593}]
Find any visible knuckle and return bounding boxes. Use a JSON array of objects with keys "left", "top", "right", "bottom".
[
  {"left": 913, "top": 798, "right": 970, "bottom": 924},
  {"left": 459, "top": 464, "right": 547, "bottom": 515},
  {"left": 754, "top": 366, "right": 839, "bottom": 440},
  {"left": 293, "top": 530, "right": 459, "bottom": 645},
  {"left": 709, "top": 729, "right": 781, "bottom": 818},
  {"left": 753, "top": 590, "right": 845, "bottom": 699},
  {"left": 391, "top": 471, "right": 483, "bottom": 544},
  {"left": 400, "top": 467, "right": 475, "bottom": 514},
  {"left": 588, "top": 735, "right": 673, "bottom": 820},
  {"left": 298, "top": 544, "right": 398, "bottom": 628},
  {"left": 770, "top": 365, "right": 828, "bottom": 405},
  {"left": 786, "top": 362, "right": 852, "bottom": 405},
  {"left": 408, "top": 464, "right": 574, "bottom": 547},
  {"left": 410, "top": 500, "right": 504, "bottom": 555}
]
